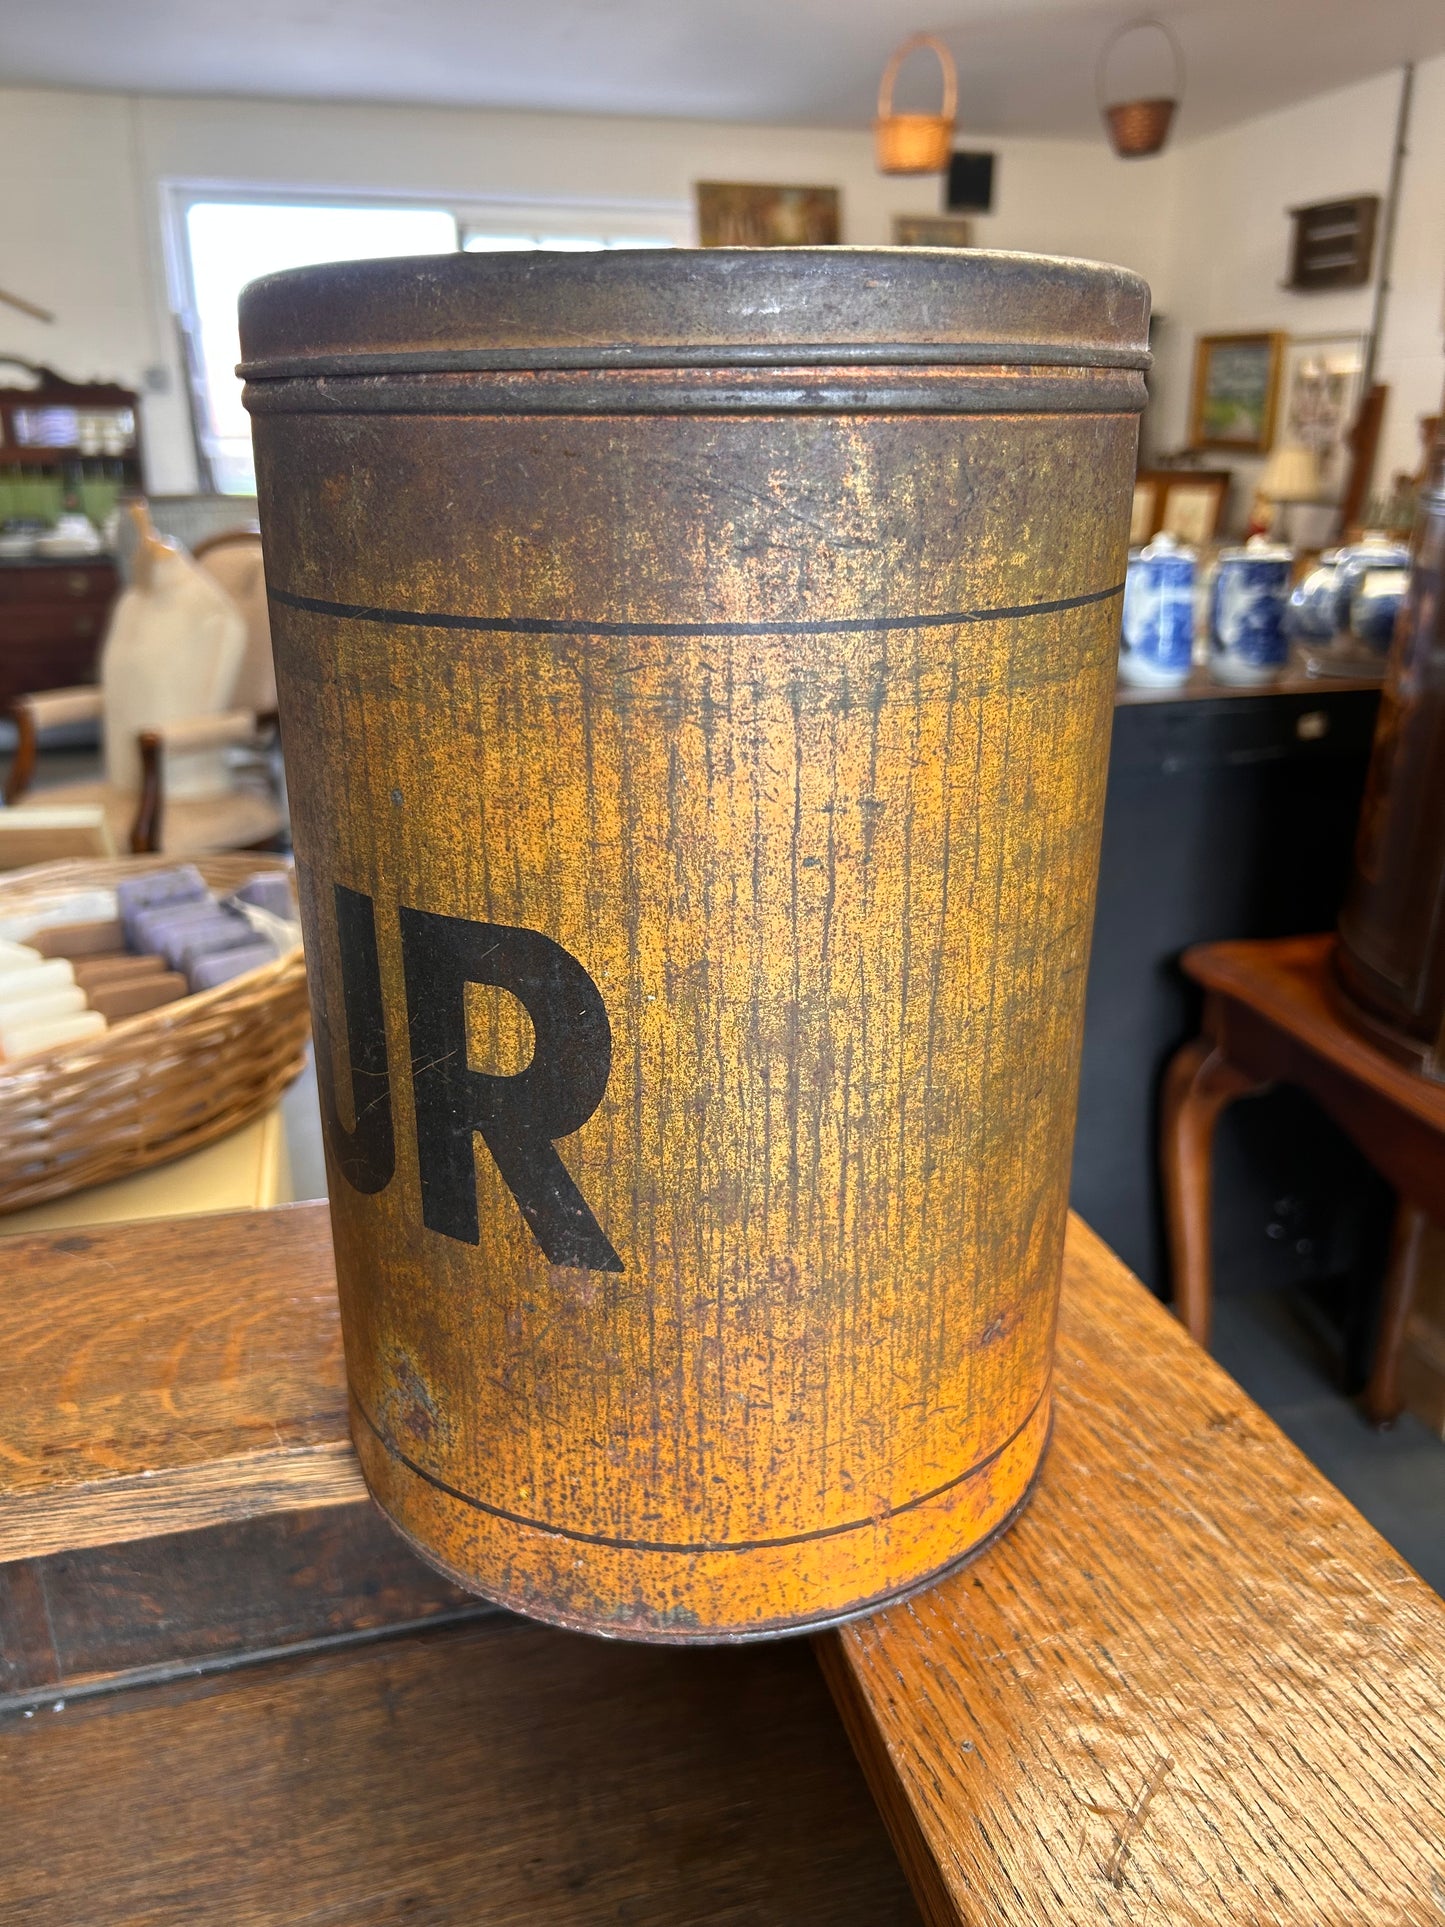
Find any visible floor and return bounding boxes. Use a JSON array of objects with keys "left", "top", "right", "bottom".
[{"left": 1212, "top": 1278, "right": 1445, "bottom": 1597}]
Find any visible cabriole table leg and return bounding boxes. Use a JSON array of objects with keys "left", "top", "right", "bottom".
[{"left": 1160, "top": 1038, "right": 1267, "bottom": 1347}]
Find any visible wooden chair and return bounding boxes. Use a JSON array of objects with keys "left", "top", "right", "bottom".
[
  {"left": 193, "top": 526, "right": 277, "bottom": 716},
  {"left": 3, "top": 509, "right": 285, "bottom": 856}
]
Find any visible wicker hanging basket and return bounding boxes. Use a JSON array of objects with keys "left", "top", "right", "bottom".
[
  {"left": 1097, "top": 18, "right": 1184, "bottom": 158},
  {"left": 0, "top": 853, "right": 311, "bottom": 1215},
  {"left": 875, "top": 34, "right": 958, "bottom": 176}
]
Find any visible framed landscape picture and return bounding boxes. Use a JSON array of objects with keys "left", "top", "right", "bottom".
[
  {"left": 1189, "top": 332, "right": 1284, "bottom": 453},
  {"left": 695, "top": 183, "right": 840, "bottom": 248}
]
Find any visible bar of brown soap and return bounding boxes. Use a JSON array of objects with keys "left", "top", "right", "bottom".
[
  {"left": 28, "top": 919, "right": 127, "bottom": 958},
  {"left": 86, "top": 973, "right": 188, "bottom": 1021},
  {"left": 72, "top": 954, "right": 168, "bottom": 989}
]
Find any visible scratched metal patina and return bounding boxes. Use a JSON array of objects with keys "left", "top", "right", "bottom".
[{"left": 240, "top": 249, "right": 1150, "bottom": 1640}]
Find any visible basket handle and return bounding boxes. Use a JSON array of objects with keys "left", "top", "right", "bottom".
[
  {"left": 878, "top": 34, "right": 959, "bottom": 122},
  {"left": 1096, "top": 17, "right": 1185, "bottom": 110}
]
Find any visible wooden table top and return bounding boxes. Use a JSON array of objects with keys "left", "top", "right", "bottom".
[
  {"left": 0, "top": 1204, "right": 365, "bottom": 1563},
  {"left": 825, "top": 1215, "right": 1445, "bottom": 1924},
  {"left": 1183, "top": 932, "right": 1445, "bottom": 1131},
  {"left": 2, "top": 1201, "right": 1442, "bottom": 1923},
  {"left": 1114, "top": 666, "right": 1381, "bottom": 706}
]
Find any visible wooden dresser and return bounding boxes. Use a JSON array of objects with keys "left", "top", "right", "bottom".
[{"left": 0, "top": 556, "right": 117, "bottom": 712}]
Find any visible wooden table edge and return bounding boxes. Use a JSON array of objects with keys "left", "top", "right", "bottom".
[{"left": 0, "top": 1436, "right": 369, "bottom": 1564}]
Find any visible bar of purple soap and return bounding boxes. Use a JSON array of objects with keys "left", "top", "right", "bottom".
[
  {"left": 117, "top": 866, "right": 208, "bottom": 942},
  {"left": 235, "top": 873, "right": 296, "bottom": 919},
  {"left": 156, "top": 915, "right": 251, "bottom": 972},
  {"left": 176, "top": 921, "right": 262, "bottom": 975},
  {"left": 130, "top": 903, "right": 233, "bottom": 960},
  {"left": 189, "top": 942, "right": 275, "bottom": 991}
]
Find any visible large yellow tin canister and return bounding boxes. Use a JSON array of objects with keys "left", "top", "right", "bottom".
[{"left": 241, "top": 249, "right": 1148, "bottom": 1640}]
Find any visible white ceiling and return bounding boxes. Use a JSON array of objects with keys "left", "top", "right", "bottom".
[{"left": 2, "top": 0, "right": 1443, "bottom": 141}]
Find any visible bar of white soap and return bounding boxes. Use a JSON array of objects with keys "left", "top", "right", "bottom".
[
  {"left": 0, "top": 1008, "right": 107, "bottom": 1062},
  {"left": 0, "top": 939, "right": 44, "bottom": 974},
  {"left": 0, "top": 958, "right": 77, "bottom": 1007},
  {"left": 0, "top": 984, "right": 87, "bottom": 1033}
]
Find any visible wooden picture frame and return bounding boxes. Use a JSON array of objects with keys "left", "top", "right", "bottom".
[
  {"left": 695, "top": 183, "right": 840, "bottom": 248},
  {"left": 1189, "top": 333, "right": 1284, "bottom": 454},
  {"left": 1279, "top": 333, "right": 1368, "bottom": 502},
  {"left": 1132, "top": 469, "right": 1232, "bottom": 546},
  {"left": 892, "top": 214, "right": 972, "bottom": 248}
]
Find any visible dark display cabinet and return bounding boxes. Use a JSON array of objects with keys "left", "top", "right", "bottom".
[{"left": 1073, "top": 677, "right": 1385, "bottom": 1303}]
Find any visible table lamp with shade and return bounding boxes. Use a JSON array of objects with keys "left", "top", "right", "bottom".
[{"left": 1257, "top": 443, "right": 1324, "bottom": 543}]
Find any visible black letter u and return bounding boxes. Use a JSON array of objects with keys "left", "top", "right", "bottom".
[{"left": 313, "top": 883, "right": 395, "bottom": 1196}]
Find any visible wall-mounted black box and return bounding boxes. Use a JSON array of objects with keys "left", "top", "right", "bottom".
[{"left": 947, "top": 151, "right": 995, "bottom": 212}]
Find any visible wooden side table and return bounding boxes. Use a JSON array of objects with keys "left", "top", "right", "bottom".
[{"left": 1161, "top": 932, "right": 1445, "bottom": 1422}]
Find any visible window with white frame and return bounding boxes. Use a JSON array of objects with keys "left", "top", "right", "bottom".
[{"left": 170, "top": 191, "right": 691, "bottom": 494}]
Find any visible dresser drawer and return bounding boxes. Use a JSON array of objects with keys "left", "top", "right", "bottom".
[
  {"left": 0, "top": 603, "right": 108, "bottom": 647},
  {"left": 0, "top": 561, "right": 118, "bottom": 606}
]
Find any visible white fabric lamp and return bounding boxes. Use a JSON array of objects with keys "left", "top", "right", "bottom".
[{"left": 1259, "top": 443, "right": 1324, "bottom": 542}]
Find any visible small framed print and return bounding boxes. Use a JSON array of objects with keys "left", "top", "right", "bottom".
[
  {"left": 1279, "top": 333, "right": 1368, "bottom": 501},
  {"left": 892, "top": 214, "right": 972, "bottom": 248},
  {"left": 1189, "top": 333, "right": 1285, "bottom": 454},
  {"left": 696, "top": 183, "right": 840, "bottom": 248}
]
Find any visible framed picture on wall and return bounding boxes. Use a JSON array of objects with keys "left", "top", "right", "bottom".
[
  {"left": 696, "top": 183, "right": 840, "bottom": 247},
  {"left": 1279, "top": 333, "right": 1368, "bottom": 501},
  {"left": 1188, "top": 332, "right": 1285, "bottom": 454},
  {"left": 1131, "top": 469, "right": 1232, "bottom": 545},
  {"left": 892, "top": 214, "right": 972, "bottom": 247}
]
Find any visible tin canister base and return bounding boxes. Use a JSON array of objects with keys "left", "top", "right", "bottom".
[{"left": 350, "top": 1388, "right": 1053, "bottom": 1644}]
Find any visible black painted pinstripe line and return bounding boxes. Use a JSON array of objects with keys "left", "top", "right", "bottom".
[
  {"left": 352, "top": 1383, "right": 1050, "bottom": 1556},
  {"left": 271, "top": 581, "right": 1124, "bottom": 642}
]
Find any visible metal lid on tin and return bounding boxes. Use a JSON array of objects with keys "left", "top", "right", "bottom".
[
  {"left": 1217, "top": 541, "right": 1293, "bottom": 562},
  {"left": 236, "top": 247, "right": 1150, "bottom": 382}
]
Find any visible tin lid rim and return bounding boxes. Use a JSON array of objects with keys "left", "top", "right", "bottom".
[{"left": 237, "top": 245, "right": 1152, "bottom": 380}]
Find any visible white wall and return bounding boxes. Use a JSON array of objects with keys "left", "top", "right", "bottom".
[
  {"left": 0, "top": 70, "right": 1440, "bottom": 505},
  {"left": 0, "top": 87, "right": 1175, "bottom": 494},
  {"left": 1150, "top": 56, "right": 1445, "bottom": 508}
]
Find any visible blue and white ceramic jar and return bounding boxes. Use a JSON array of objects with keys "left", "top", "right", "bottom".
[
  {"left": 1334, "top": 535, "right": 1411, "bottom": 623},
  {"left": 1209, "top": 540, "right": 1293, "bottom": 684},
  {"left": 1119, "top": 533, "right": 1196, "bottom": 687},
  {"left": 1349, "top": 566, "right": 1410, "bottom": 654},
  {"left": 1286, "top": 551, "right": 1344, "bottom": 642}
]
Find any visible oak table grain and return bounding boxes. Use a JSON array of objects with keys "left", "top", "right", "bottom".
[
  {"left": 821, "top": 1214, "right": 1445, "bottom": 1927},
  {"left": 0, "top": 1203, "right": 365, "bottom": 1563},
  {"left": 3, "top": 1202, "right": 1444, "bottom": 1924}
]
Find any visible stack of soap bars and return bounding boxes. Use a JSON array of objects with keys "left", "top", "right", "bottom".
[{"left": 0, "top": 867, "right": 290, "bottom": 1064}]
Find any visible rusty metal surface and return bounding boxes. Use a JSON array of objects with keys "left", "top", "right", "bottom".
[{"left": 242, "top": 248, "right": 1148, "bottom": 1641}]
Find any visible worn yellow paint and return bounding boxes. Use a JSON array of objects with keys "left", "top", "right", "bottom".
[{"left": 247, "top": 257, "right": 1143, "bottom": 1639}]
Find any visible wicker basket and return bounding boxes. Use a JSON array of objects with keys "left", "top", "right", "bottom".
[
  {"left": 0, "top": 853, "right": 311, "bottom": 1215},
  {"left": 874, "top": 34, "right": 958, "bottom": 176},
  {"left": 1097, "top": 20, "right": 1183, "bottom": 159}
]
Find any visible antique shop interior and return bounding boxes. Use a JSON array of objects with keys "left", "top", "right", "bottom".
[{"left": 1, "top": 1, "right": 1444, "bottom": 1919}]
